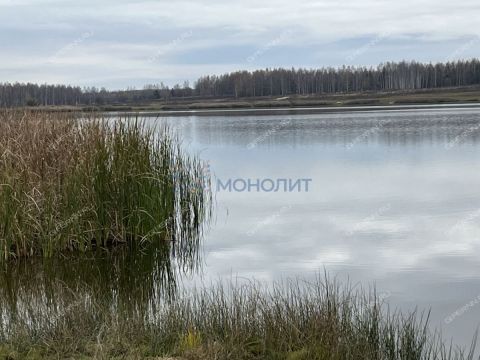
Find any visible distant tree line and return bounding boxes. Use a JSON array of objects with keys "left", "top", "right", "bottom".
[
  {"left": 0, "top": 82, "right": 193, "bottom": 107},
  {"left": 1, "top": 59, "right": 480, "bottom": 107},
  {"left": 0, "top": 83, "right": 83, "bottom": 107},
  {"left": 194, "top": 59, "right": 480, "bottom": 97}
]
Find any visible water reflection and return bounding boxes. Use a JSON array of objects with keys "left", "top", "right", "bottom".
[
  {"left": 2, "top": 108, "right": 480, "bottom": 350},
  {"left": 153, "top": 108, "right": 480, "bottom": 349},
  {"left": 161, "top": 109, "right": 480, "bottom": 148},
  {"left": 0, "top": 243, "right": 196, "bottom": 334}
]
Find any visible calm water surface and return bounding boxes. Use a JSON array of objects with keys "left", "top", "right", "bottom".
[
  {"left": 156, "top": 108, "right": 480, "bottom": 348},
  {"left": 2, "top": 107, "right": 480, "bottom": 350}
]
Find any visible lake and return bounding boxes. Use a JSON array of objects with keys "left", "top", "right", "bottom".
[
  {"left": 2, "top": 106, "right": 480, "bottom": 351},
  {"left": 157, "top": 107, "right": 480, "bottom": 349}
]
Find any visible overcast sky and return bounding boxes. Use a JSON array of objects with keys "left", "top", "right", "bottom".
[{"left": 1, "top": 0, "right": 479, "bottom": 89}]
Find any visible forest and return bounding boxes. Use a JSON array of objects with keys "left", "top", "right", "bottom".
[{"left": 1, "top": 59, "right": 480, "bottom": 107}]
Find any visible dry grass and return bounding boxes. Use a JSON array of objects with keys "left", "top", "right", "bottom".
[
  {"left": 0, "top": 110, "right": 211, "bottom": 262},
  {"left": 0, "top": 276, "right": 476, "bottom": 359}
]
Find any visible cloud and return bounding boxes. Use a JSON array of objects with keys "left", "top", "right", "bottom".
[{"left": 1, "top": 0, "right": 480, "bottom": 88}]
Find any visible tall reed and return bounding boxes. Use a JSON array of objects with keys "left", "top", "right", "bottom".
[{"left": 0, "top": 110, "right": 211, "bottom": 262}]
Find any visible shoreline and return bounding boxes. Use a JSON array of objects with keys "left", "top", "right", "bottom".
[
  {"left": 115, "top": 102, "right": 480, "bottom": 117},
  {"left": 26, "top": 86, "right": 480, "bottom": 116}
]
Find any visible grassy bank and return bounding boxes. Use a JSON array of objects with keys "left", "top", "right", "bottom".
[
  {"left": 0, "top": 111, "right": 211, "bottom": 262},
  {"left": 0, "top": 276, "right": 476, "bottom": 359},
  {"left": 30, "top": 86, "right": 480, "bottom": 113}
]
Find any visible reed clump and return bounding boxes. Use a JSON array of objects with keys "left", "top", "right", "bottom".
[
  {"left": 0, "top": 276, "right": 476, "bottom": 359},
  {"left": 0, "top": 110, "right": 210, "bottom": 262}
]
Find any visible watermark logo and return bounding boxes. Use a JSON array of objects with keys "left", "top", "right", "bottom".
[
  {"left": 148, "top": 30, "right": 193, "bottom": 63},
  {"left": 346, "top": 120, "right": 391, "bottom": 150},
  {"left": 445, "top": 294, "right": 480, "bottom": 324},
  {"left": 246, "top": 204, "right": 292, "bottom": 237},
  {"left": 446, "top": 208, "right": 480, "bottom": 235},
  {"left": 445, "top": 123, "right": 480, "bottom": 150},
  {"left": 217, "top": 178, "right": 312, "bottom": 193},
  {"left": 346, "top": 31, "right": 391, "bottom": 63},
  {"left": 48, "top": 31, "right": 94, "bottom": 63},
  {"left": 51, "top": 206, "right": 93, "bottom": 237},
  {"left": 247, "top": 119, "right": 291, "bottom": 149},
  {"left": 246, "top": 30, "right": 293, "bottom": 63},
  {"left": 171, "top": 160, "right": 212, "bottom": 194},
  {"left": 345, "top": 204, "right": 392, "bottom": 236},
  {"left": 367, "top": 290, "right": 392, "bottom": 309},
  {"left": 444, "top": 36, "right": 480, "bottom": 63}
]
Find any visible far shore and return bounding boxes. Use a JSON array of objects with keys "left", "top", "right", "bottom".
[
  {"left": 21, "top": 85, "right": 480, "bottom": 116},
  {"left": 117, "top": 102, "right": 480, "bottom": 117}
]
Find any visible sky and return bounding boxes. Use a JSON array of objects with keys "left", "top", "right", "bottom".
[{"left": 1, "top": 0, "right": 480, "bottom": 89}]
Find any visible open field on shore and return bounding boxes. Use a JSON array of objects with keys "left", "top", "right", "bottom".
[{"left": 30, "top": 86, "right": 480, "bottom": 114}]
